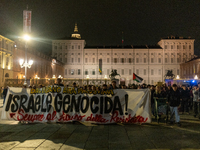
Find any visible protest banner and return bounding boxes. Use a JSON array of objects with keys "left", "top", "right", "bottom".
[{"left": 1, "top": 87, "right": 151, "bottom": 124}]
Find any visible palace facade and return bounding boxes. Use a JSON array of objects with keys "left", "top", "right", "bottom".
[{"left": 52, "top": 24, "right": 195, "bottom": 85}]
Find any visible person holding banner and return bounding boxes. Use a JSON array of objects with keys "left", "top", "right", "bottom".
[
  {"left": 110, "top": 80, "right": 118, "bottom": 89},
  {"left": 54, "top": 78, "right": 64, "bottom": 86},
  {"left": 3, "top": 86, "right": 8, "bottom": 105}
]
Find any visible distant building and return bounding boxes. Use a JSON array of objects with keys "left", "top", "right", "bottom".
[
  {"left": 13, "top": 39, "right": 64, "bottom": 83},
  {"left": 52, "top": 25, "right": 195, "bottom": 85},
  {"left": 180, "top": 56, "right": 200, "bottom": 79},
  {"left": 0, "top": 35, "right": 14, "bottom": 87}
]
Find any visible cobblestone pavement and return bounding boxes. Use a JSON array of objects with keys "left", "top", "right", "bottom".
[{"left": 0, "top": 98, "right": 200, "bottom": 150}]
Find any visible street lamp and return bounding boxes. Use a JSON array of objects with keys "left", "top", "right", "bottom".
[
  {"left": 194, "top": 75, "right": 198, "bottom": 79},
  {"left": 176, "top": 75, "right": 180, "bottom": 79},
  {"left": 35, "top": 75, "right": 40, "bottom": 85},
  {"left": 19, "top": 34, "right": 33, "bottom": 85},
  {"left": 104, "top": 75, "right": 107, "bottom": 84},
  {"left": 86, "top": 75, "right": 90, "bottom": 86}
]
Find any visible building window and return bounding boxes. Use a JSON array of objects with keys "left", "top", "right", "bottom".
[
  {"left": 65, "top": 69, "right": 67, "bottom": 75},
  {"left": 92, "top": 70, "right": 95, "bottom": 75},
  {"left": 171, "top": 58, "right": 173, "bottom": 63},
  {"left": 65, "top": 46, "right": 67, "bottom": 49},
  {"left": 158, "top": 58, "right": 161, "bottom": 63},
  {"left": 165, "top": 45, "right": 167, "bottom": 49},
  {"left": 85, "top": 53, "right": 87, "bottom": 55},
  {"left": 107, "top": 58, "right": 109, "bottom": 63},
  {"left": 54, "top": 46, "right": 57, "bottom": 50},
  {"left": 158, "top": 69, "right": 161, "bottom": 75},
  {"left": 85, "top": 58, "right": 88, "bottom": 63},
  {"left": 78, "top": 69, "right": 81, "bottom": 75},
  {"left": 171, "top": 45, "right": 173, "bottom": 49},
  {"left": 144, "top": 69, "right": 146, "bottom": 75},
  {"left": 114, "top": 58, "right": 117, "bottom": 63},
  {"left": 71, "top": 69, "right": 74, "bottom": 75},
  {"left": 183, "top": 45, "right": 186, "bottom": 49},
  {"left": 59, "top": 46, "right": 62, "bottom": 49},
  {"left": 144, "top": 58, "right": 146, "bottom": 63},
  {"left": 151, "top": 69, "right": 154, "bottom": 75},
  {"left": 151, "top": 80, "right": 154, "bottom": 85},
  {"left": 165, "top": 58, "right": 167, "bottom": 63},
  {"left": 136, "top": 69, "right": 139, "bottom": 75},
  {"left": 107, "top": 53, "right": 109, "bottom": 55},
  {"left": 78, "top": 45, "right": 80, "bottom": 49},
  {"left": 85, "top": 70, "right": 88, "bottom": 75},
  {"left": 136, "top": 58, "right": 139, "bottom": 63},
  {"left": 115, "top": 53, "right": 117, "bottom": 55},
  {"left": 177, "top": 69, "right": 179, "bottom": 75},
  {"left": 177, "top": 45, "right": 179, "bottom": 49},
  {"left": 100, "top": 53, "right": 102, "bottom": 55},
  {"left": 71, "top": 58, "right": 74, "bottom": 63},
  {"left": 72, "top": 45, "right": 74, "bottom": 49},
  {"left": 121, "top": 69, "right": 124, "bottom": 75},
  {"left": 122, "top": 53, "right": 124, "bottom": 55},
  {"left": 71, "top": 53, "right": 74, "bottom": 55},
  {"left": 78, "top": 53, "right": 80, "bottom": 55},
  {"left": 177, "top": 58, "right": 180, "bottom": 63},
  {"left": 151, "top": 58, "right": 154, "bottom": 63},
  {"left": 129, "top": 58, "right": 132, "bottom": 63},
  {"left": 107, "top": 69, "right": 110, "bottom": 75},
  {"left": 129, "top": 69, "right": 131, "bottom": 75},
  {"left": 129, "top": 53, "right": 131, "bottom": 55},
  {"left": 189, "top": 45, "right": 191, "bottom": 49},
  {"left": 121, "top": 58, "right": 124, "bottom": 63},
  {"left": 93, "top": 58, "right": 95, "bottom": 63}
]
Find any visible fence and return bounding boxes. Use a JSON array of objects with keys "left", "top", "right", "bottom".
[{"left": 4, "top": 78, "right": 111, "bottom": 87}]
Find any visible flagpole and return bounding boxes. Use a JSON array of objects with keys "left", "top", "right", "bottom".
[{"left": 122, "top": 31, "right": 124, "bottom": 48}]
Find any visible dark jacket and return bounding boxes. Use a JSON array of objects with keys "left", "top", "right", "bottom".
[
  {"left": 168, "top": 89, "right": 180, "bottom": 107},
  {"left": 180, "top": 89, "right": 190, "bottom": 101}
]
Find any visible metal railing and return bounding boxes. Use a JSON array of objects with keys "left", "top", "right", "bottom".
[{"left": 4, "top": 78, "right": 111, "bottom": 87}]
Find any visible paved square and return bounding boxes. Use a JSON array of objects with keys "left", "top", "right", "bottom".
[{"left": 1, "top": 99, "right": 200, "bottom": 150}]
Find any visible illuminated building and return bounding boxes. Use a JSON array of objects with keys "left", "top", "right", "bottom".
[{"left": 52, "top": 25, "right": 195, "bottom": 85}]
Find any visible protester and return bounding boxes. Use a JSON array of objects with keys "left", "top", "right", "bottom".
[
  {"left": 102, "top": 84, "right": 107, "bottom": 91},
  {"left": 167, "top": 84, "right": 181, "bottom": 126},
  {"left": 180, "top": 85, "right": 190, "bottom": 114},
  {"left": 3, "top": 86, "right": 8, "bottom": 105},
  {"left": 54, "top": 78, "right": 64, "bottom": 86},
  {"left": 110, "top": 80, "right": 118, "bottom": 89},
  {"left": 192, "top": 85, "right": 200, "bottom": 118},
  {"left": 92, "top": 85, "right": 96, "bottom": 91}
]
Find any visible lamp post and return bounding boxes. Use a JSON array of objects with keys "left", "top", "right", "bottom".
[
  {"left": 86, "top": 75, "right": 90, "bottom": 86},
  {"left": 19, "top": 34, "right": 33, "bottom": 85},
  {"left": 104, "top": 75, "right": 107, "bottom": 84},
  {"left": 35, "top": 75, "right": 39, "bottom": 85}
]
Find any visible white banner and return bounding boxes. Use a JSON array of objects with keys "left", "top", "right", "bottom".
[
  {"left": 1, "top": 87, "right": 151, "bottom": 124},
  {"left": 23, "top": 10, "right": 31, "bottom": 33}
]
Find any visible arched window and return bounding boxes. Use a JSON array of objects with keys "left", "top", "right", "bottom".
[{"left": 5, "top": 73, "right": 9, "bottom": 77}]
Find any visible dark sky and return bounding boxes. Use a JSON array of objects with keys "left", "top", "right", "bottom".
[{"left": 1, "top": 0, "right": 200, "bottom": 55}]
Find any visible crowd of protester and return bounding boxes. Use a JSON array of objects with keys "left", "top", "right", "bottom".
[{"left": 1, "top": 78, "right": 200, "bottom": 126}]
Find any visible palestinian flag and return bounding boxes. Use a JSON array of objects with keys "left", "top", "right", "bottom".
[{"left": 133, "top": 73, "right": 143, "bottom": 83}]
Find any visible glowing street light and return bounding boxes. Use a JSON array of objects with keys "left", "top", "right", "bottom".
[
  {"left": 176, "top": 75, "right": 180, "bottom": 79},
  {"left": 194, "top": 75, "right": 198, "bottom": 79},
  {"left": 104, "top": 75, "right": 107, "bottom": 84},
  {"left": 86, "top": 75, "right": 90, "bottom": 86},
  {"left": 23, "top": 34, "right": 31, "bottom": 41}
]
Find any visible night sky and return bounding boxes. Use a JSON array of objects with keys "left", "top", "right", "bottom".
[{"left": 1, "top": 0, "right": 200, "bottom": 55}]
